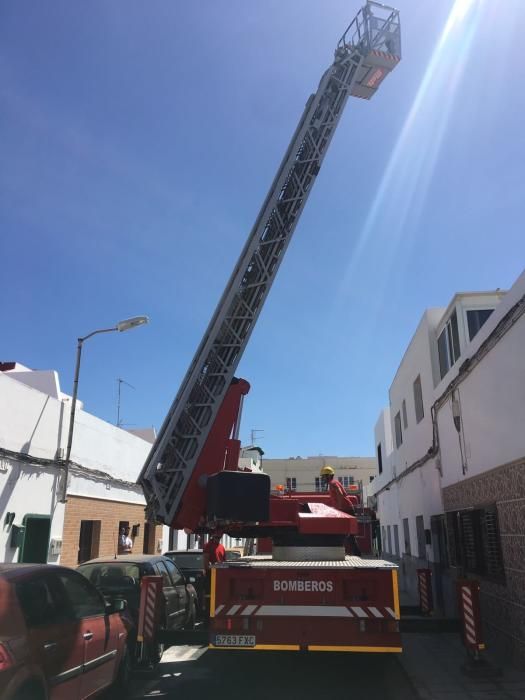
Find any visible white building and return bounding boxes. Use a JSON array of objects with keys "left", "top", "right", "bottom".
[
  {"left": 0, "top": 363, "right": 177, "bottom": 567},
  {"left": 258, "top": 455, "right": 376, "bottom": 494},
  {"left": 371, "top": 270, "right": 525, "bottom": 667}
]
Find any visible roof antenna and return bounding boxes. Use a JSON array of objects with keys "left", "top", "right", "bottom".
[{"left": 116, "top": 377, "right": 135, "bottom": 428}]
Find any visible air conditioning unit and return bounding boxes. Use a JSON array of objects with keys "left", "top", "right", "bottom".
[{"left": 49, "top": 538, "right": 63, "bottom": 556}]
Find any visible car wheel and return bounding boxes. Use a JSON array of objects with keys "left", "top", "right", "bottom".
[
  {"left": 113, "top": 644, "right": 132, "bottom": 692},
  {"left": 152, "top": 641, "right": 164, "bottom": 664},
  {"left": 184, "top": 599, "right": 196, "bottom": 630},
  {"left": 14, "top": 681, "right": 46, "bottom": 700}
]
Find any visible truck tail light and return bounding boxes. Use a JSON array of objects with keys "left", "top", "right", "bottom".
[
  {"left": 226, "top": 618, "right": 232, "bottom": 631},
  {"left": 0, "top": 643, "right": 15, "bottom": 672}
]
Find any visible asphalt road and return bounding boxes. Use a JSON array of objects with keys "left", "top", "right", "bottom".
[{"left": 124, "top": 644, "right": 419, "bottom": 700}]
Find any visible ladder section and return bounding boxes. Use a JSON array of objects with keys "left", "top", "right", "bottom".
[{"left": 139, "top": 2, "right": 401, "bottom": 525}]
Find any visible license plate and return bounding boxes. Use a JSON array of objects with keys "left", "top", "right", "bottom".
[{"left": 214, "top": 634, "right": 256, "bottom": 647}]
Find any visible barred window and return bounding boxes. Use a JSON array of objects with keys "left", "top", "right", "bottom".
[{"left": 445, "top": 505, "right": 504, "bottom": 582}]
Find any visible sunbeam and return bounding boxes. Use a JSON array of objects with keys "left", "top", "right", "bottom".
[{"left": 339, "top": 0, "right": 483, "bottom": 313}]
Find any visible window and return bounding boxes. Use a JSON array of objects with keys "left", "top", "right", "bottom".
[
  {"left": 437, "top": 309, "right": 461, "bottom": 379},
  {"left": 416, "top": 515, "right": 426, "bottom": 559},
  {"left": 403, "top": 518, "right": 411, "bottom": 555},
  {"left": 16, "top": 576, "right": 62, "bottom": 627},
  {"left": 286, "top": 477, "right": 297, "bottom": 492},
  {"left": 78, "top": 562, "right": 140, "bottom": 589},
  {"left": 341, "top": 476, "right": 354, "bottom": 489},
  {"left": 164, "top": 558, "right": 183, "bottom": 585},
  {"left": 154, "top": 561, "right": 173, "bottom": 588},
  {"left": 393, "top": 524, "right": 400, "bottom": 558},
  {"left": 413, "top": 375, "right": 424, "bottom": 423},
  {"left": 314, "top": 477, "right": 321, "bottom": 492},
  {"left": 467, "top": 308, "right": 493, "bottom": 341},
  {"left": 394, "top": 411, "right": 403, "bottom": 448},
  {"left": 446, "top": 505, "right": 504, "bottom": 582},
  {"left": 57, "top": 571, "right": 105, "bottom": 618},
  {"left": 381, "top": 526, "right": 386, "bottom": 553},
  {"left": 377, "top": 443, "right": 383, "bottom": 474},
  {"left": 402, "top": 400, "right": 408, "bottom": 429},
  {"left": 387, "top": 526, "right": 392, "bottom": 554}
]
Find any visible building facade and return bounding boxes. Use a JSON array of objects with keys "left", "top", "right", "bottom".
[
  {"left": 371, "top": 271, "right": 525, "bottom": 667},
  {"left": 258, "top": 455, "right": 376, "bottom": 494},
  {"left": 0, "top": 363, "right": 172, "bottom": 566}
]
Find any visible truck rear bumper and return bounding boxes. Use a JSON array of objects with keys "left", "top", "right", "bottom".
[{"left": 209, "top": 643, "right": 402, "bottom": 652}]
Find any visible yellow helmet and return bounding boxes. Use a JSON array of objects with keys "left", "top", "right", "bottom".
[{"left": 320, "top": 465, "right": 335, "bottom": 477}]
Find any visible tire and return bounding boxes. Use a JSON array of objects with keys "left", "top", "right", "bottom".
[
  {"left": 152, "top": 641, "right": 164, "bottom": 664},
  {"left": 184, "top": 599, "right": 196, "bottom": 630},
  {"left": 113, "top": 645, "right": 131, "bottom": 693},
  {"left": 14, "top": 681, "right": 46, "bottom": 700}
]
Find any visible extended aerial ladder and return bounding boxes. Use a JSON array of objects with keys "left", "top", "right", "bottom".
[{"left": 139, "top": 2, "right": 401, "bottom": 530}]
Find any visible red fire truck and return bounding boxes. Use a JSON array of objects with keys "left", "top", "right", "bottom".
[{"left": 139, "top": 1, "right": 402, "bottom": 654}]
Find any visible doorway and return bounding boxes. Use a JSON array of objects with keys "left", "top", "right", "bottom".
[
  {"left": 77, "top": 520, "right": 101, "bottom": 564},
  {"left": 19, "top": 515, "right": 51, "bottom": 563}
]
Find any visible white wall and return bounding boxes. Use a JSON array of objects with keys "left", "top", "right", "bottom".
[
  {"left": 437, "top": 272, "right": 525, "bottom": 488},
  {"left": 388, "top": 309, "right": 443, "bottom": 471},
  {"left": 0, "top": 371, "right": 151, "bottom": 484},
  {"left": 0, "top": 368, "right": 164, "bottom": 561},
  {"left": 373, "top": 408, "right": 393, "bottom": 487},
  {"left": 0, "top": 455, "right": 65, "bottom": 563},
  {"left": 372, "top": 269, "right": 525, "bottom": 565}
]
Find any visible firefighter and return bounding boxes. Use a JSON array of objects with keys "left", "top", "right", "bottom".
[
  {"left": 203, "top": 533, "right": 226, "bottom": 616},
  {"left": 203, "top": 533, "right": 226, "bottom": 570},
  {"left": 320, "top": 466, "right": 361, "bottom": 556},
  {"left": 320, "top": 466, "right": 356, "bottom": 515}
]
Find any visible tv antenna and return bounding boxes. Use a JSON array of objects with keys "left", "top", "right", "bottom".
[
  {"left": 250, "top": 428, "right": 264, "bottom": 446},
  {"left": 116, "top": 377, "right": 135, "bottom": 427}
]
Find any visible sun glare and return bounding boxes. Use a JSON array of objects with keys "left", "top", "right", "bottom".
[{"left": 339, "top": 0, "right": 483, "bottom": 315}]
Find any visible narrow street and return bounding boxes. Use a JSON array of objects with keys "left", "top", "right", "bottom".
[{"left": 125, "top": 645, "right": 418, "bottom": 700}]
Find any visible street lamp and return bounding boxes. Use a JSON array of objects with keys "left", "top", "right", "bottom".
[{"left": 60, "top": 315, "right": 149, "bottom": 503}]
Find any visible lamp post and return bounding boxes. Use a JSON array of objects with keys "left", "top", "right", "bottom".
[{"left": 60, "top": 316, "right": 149, "bottom": 503}]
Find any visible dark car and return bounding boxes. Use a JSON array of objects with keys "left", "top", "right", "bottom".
[
  {"left": 0, "top": 563, "right": 130, "bottom": 700},
  {"left": 77, "top": 555, "right": 196, "bottom": 663},
  {"left": 163, "top": 550, "right": 206, "bottom": 617}
]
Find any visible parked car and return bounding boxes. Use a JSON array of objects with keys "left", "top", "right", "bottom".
[
  {"left": 0, "top": 563, "right": 130, "bottom": 700},
  {"left": 77, "top": 555, "right": 197, "bottom": 663},
  {"left": 163, "top": 549, "right": 206, "bottom": 617}
]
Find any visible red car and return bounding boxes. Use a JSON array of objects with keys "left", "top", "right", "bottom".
[{"left": 0, "top": 563, "right": 130, "bottom": 700}]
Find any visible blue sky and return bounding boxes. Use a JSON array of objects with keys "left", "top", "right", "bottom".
[{"left": 2, "top": 1, "right": 524, "bottom": 458}]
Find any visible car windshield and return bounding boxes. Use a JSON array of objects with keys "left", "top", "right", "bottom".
[
  {"left": 165, "top": 553, "right": 203, "bottom": 570},
  {"left": 225, "top": 551, "right": 241, "bottom": 561},
  {"left": 78, "top": 562, "right": 141, "bottom": 588}
]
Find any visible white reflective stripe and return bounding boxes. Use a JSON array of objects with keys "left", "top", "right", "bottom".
[
  {"left": 241, "top": 605, "right": 258, "bottom": 616},
  {"left": 351, "top": 607, "right": 368, "bottom": 618},
  {"left": 464, "top": 610, "right": 475, "bottom": 626},
  {"left": 465, "top": 621, "right": 476, "bottom": 637},
  {"left": 214, "top": 604, "right": 225, "bottom": 615},
  {"left": 385, "top": 607, "right": 396, "bottom": 618},
  {"left": 255, "top": 606, "right": 353, "bottom": 617},
  {"left": 226, "top": 605, "right": 241, "bottom": 615},
  {"left": 368, "top": 607, "right": 383, "bottom": 618}
]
